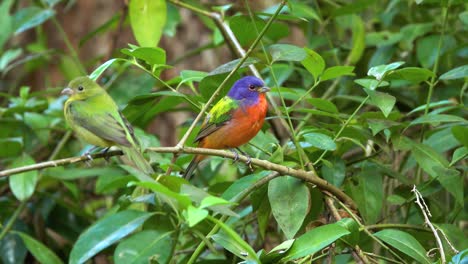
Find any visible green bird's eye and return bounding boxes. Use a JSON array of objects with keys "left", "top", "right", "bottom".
[{"left": 77, "top": 86, "right": 84, "bottom": 91}]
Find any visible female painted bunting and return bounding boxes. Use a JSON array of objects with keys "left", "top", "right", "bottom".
[
  {"left": 183, "top": 76, "right": 270, "bottom": 179},
  {"left": 61, "top": 76, "right": 154, "bottom": 175}
]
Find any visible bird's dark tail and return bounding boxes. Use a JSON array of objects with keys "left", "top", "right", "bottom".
[
  {"left": 183, "top": 155, "right": 205, "bottom": 180},
  {"left": 122, "top": 146, "right": 154, "bottom": 176}
]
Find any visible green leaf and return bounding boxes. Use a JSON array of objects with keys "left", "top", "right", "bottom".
[
  {"left": 387, "top": 67, "right": 434, "bottom": 84},
  {"left": 321, "top": 157, "right": 345, "bottom": 187},
  {"left": 374, "top": 229, "right": 431, "bottom": 264},
  {"left": 367, "top": 61, "right": 404, "bottom": 80},
  {"left": 121, "top": 46, "right": 166, "bottom": 67},
  {"left": 400, "top": 23, "right": 433, "bottom": 50},
  {"left": 268, "top": 176, "right": 310, "bottom": 239},
  {"left": 349, "top": 15, "right": 365, "bottom": 64},
  {"left": 9, "top": 154, "right": 37, "bottom": 201},
  {"left": 69, "top": 210, "right": 154, "bottom": 264},
  {"left": 208, "top": 57, "right": 259, "bottom": 76},
  {"left": 130, "top": 181, "right": 191, "bottom": 210},
  {"left": 0, "top": 48, "right": 22, "bottom": 72},
  {"left": 89, "top": 59, "right": 122, "bottom": 80},
  {"left": 222, "top": 171, "right": 267, "bottom": 200},
  {"left": 301, "top": 48, "right": 325, "bottom": 82},
  {"left": 365, "top": 31, "right": 402, "bottom": 47},
  {"left": 439, "top": 65, "right": 468, "bottom": 80},
  {"left": 0, "top": 0, "right": 13, "bottom": 50},
  {"left": 367, "top": 119, "right": 400, "bottom": 135},
  {"left": 129, "top": 0, "right": 166, "bottom": 47},
  {"left": 288, "top": 1, "right": 321, "bottom": 22},
  {"left": 355, "top": 78, "right": 389, "bottom": 90},
  {"left": 451, "top": 147, "right": 468, "bottom": 166},
  {"left": 268, "top": 44, "right": 307, "bottom": 63},
  {"left": 364, "top": 89, "right": 396, "bottom": 117},
  {"left": 435, "top": 168, "right": 463, "bottom": 206},
  {"left": 321, "top": 66, "right": 355, "bottom": 81},
  {"left": 0, "top": 137, "right": 23, "bottom": 158},
  {"left": 417, "top": 35, "right": 456, "bottom": 68},
  {"left": 114, "top": 230, "right": 173, "bottom": 264},
  {"left": 24, "top": 112, "right": 50, "bottom": 145},
  {"left": 13, "top": 7, "right": 55, "bottom": 35},
  {"left": 228, "top": 16, "right": 289, "bottom": 47},
  {"left": 404, "top": 138, "right": 449, "bottom": 177},
  {"left": 408, "top": 100, "right": 454, "bottom": 115},
  {"left": 200, "top": 196, "right": 233, "bottom": 209},
  {"left": 16, "top": 232, "right": 63, "bottom": 264},
  {"left": 281, "top": 223, "right": 350, "bottom": 261},
  {"left": 347, "top": 162, "right": 383, "bottom": 224},
  {"left": 306, "top": 98, "right": 338, "bottom": 113},
  {"left": 452, "top": 126, "right": 468, "bottom": 148},
  {"left": 302, "top": 132, "right": 336, "bottom": 150},
  {"left": 409, "top": 114, "right": 466, "bottom": 126},
  {"left": 251, "top": 185, "right": 271, "bottom": 239},
  {"left": 336, "top": 218, "right": 360, "bottom": 246},
  {"left": 210, "top": 217, "right": 260, "bottom": 262},
  {"left": 180, "top": 70, "right": 208, "bottom": 83},
  {"left": 185, "top": 205, "right": 208, "bottom": 227},
  {"left": 260, "top": 239, "right": 295, "bottom": 263}
]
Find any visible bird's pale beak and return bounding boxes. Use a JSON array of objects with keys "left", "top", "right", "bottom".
[
  {"left": 61, "top": 87, "right": 74, "bottom": 96},
  {"left": 257, "top": 86, "right": 270, "bottom": 93}
]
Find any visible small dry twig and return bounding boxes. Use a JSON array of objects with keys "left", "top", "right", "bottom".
[{"left": 412, "top": 185, "right": 445, "bottom": 263}]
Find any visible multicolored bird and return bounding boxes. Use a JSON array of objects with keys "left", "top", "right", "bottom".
[
  {"left": 61, "top": 76, "right": 154, "bottom": 175},
  {"left": 183, "top": 76, "right": 269, "bottom": 179}
]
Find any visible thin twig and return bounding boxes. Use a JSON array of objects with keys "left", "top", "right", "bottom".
[
  {"left": 0, "top": 146, "right": 356, "bottom": 210},
  {"left": 412, "top": 185, "right": 445, "bottom": 263}
]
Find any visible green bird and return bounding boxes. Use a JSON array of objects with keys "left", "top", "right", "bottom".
[{"left": 61, "top": 76, "right": 154, "bottom": 175}]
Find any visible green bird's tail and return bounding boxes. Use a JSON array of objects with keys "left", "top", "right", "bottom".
[{"left": 122, "top": 147, "right": 154, "bottom": 176}]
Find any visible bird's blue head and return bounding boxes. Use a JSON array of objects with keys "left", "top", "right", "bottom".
[{"left": 227, "top": 76, "right": 270, "bottom": 104}]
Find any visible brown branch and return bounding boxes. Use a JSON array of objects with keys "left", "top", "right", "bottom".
[{"left": 0, "top": 146, "right": 356, "bottom": 210}]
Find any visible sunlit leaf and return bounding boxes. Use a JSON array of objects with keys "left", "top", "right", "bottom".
[{"left": 129, "top": 0, "right": 166, "bottom": 47}]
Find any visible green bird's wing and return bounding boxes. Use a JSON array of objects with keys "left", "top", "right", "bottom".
[
  {"left": 68, "top": 100, "right": 137, "bottom": 148},
  {"left": 194, "top": 96, "right": 239, "bottom": 142}
]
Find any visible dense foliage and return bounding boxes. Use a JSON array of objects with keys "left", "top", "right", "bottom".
[{"left": 0, "top": 0, "right": 467, "bottom": 263}]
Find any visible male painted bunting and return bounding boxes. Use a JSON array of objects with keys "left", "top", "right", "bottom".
[
  {"left": 61, "top": 76, "right": 154, "bottom": 175},
  {"left": 183, "top": 76, "right": 269, "bottom": 179}
]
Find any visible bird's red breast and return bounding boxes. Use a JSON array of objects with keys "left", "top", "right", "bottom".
[{"left": 199, "top": 93, "right": 268, "bottom": 150}]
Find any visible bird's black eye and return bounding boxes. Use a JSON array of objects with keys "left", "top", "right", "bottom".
[
  {"left": 77, "top": 86, "right": 84, "bottom": 91},
  {"left": 248, "top": 84, "right": 255, "bottom": 91}
]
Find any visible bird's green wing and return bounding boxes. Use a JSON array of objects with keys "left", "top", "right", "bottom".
[
  {"left": 68, "top": 101, "right": 136, "bottom": 147},
  {"left": 194, "top": 96, "right": 240, "bottom": 142}
]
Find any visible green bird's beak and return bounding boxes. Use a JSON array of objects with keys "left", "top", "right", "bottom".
[
  {"left": 61, "top": 87, "right": 74, "bottom": 96},
  {"left": 257, "top": 86, "right": 270, "bottom": 93}
]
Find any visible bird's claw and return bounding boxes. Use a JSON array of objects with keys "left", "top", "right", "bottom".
[
  {"left": 82, "top": 151, "right": 93, "bottom": 166},
  {"left": 246, "top": 156, "right": 254, "bottom": 171},
  {"left": 101, "top": 147, "right": 111, "bottom": 163},
  {"left": 231, "top": 150, "right": 240, "bottom": 164}
]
